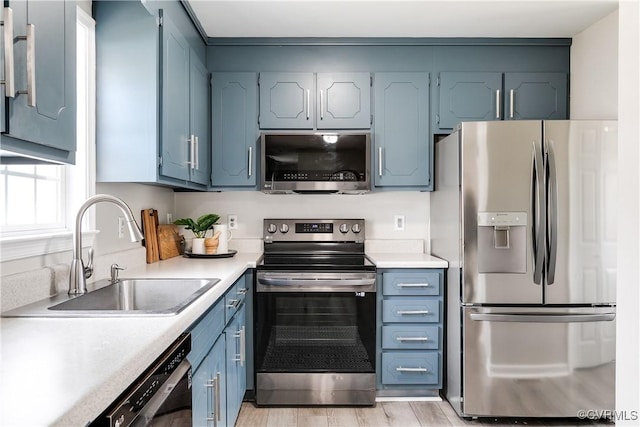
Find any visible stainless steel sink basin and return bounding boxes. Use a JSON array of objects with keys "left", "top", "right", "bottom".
[{"left": 2, "top": 278, "right": 220, "bottom": 317}]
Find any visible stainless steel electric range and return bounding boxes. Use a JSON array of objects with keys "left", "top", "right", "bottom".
[{"left": 255, "top": 219, "right": 377, "bottom": 406}]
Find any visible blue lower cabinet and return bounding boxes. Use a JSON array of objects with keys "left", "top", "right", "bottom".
[
  {"left": 225, "top": 304, "right": 247, "bottom": 426},
  {"left": 192, "top": 336, "right": 227, "bottom": 427},
  {"left": 377, "top": 268, "right": 444, "bottom": 394},
  {"left": 381, "top": 352, "right": 440, "bottom": 386}
]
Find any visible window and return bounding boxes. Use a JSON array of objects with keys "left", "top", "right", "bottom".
[{"left": 0, "top": 7, "right": 96, "bottom": 260}]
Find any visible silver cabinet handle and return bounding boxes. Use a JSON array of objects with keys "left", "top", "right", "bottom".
[
  {"left": 240, "top": 325, "right": 246, "bottom": 366},
  {"left": 320, "top": 89, "right": 324, "bottom": 120},
  {"left": 306, "top": 89, "right": 310, "bottom": 120},
  {"left": 396, "top": 336, "right": 429, "bottom": 342},
  {"left": 194, "top": 135, "right": 200, "bottom": 170},
  {"left": 397, "top": 283, "right": 430, "bottom": 288},
  {"left": 237, "top": 287, "right": 248, "bottom": 295},
  {"left": 16, "top": 23, "right": 36, "bottom": 107},
  {"left": 215, "top": 372, "right": 221, "bottom": 422},
  {"left": 248, "top": 146, "right": 253, "bottom": 177},
  {"left": 206, "top": 376, "right": 217, "bottom": 426},
  {"left": 396, "top": 366, "right": 428, "bottom": 373},
  {"left": 227, "top": 299, "right": 241, "bottom": 309},
  {"left": 509, "top": 89, "right": 515, "bottom": 119},
  {"left": 469, "top": 313, "right": 616, "bottom": 323},
  {"left": 396, "top": 310, "right": 430, "bottom": 315},
  {"left": 187, "top": 135, "right": 195, "bottom": 168},
  {"left": 1, "top": 7, "right": 15, "bottom": 97},
  {"left": 495, "top": 89, "right": 500, "bottom": 119},
  {"left": 378, "top": 147, "right": 383, "bottom": 177}
]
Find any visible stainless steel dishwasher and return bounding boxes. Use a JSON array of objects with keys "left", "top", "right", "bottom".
[{"left": 90, "top": 333, "right": 192, "bottom": 427}]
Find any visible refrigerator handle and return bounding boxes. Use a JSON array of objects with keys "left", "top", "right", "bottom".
[
  {"left": 546, "top": 140, "right": 558, "bottom": 285},
  {"left": 531, "top": 140, "right": 546, "bottom": 285},
  {"left": 469, "top": 313, "right": 616, "bottom": 323}
]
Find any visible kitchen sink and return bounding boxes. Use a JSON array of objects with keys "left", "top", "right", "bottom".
[{"left": 2, "top": 278, "right": 220, "bottom": 317}]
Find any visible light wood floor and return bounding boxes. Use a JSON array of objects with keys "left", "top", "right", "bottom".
[{"left": 235, "top": 401, "right": 613, "bottom": 427}]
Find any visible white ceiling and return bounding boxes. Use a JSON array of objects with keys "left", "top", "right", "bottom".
[{"left": 186, "top": 0, "right": 619, "bottom": 39}]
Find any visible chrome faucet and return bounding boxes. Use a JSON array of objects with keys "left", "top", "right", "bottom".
[{"left": 69, "top": 194, "right": 144, "bottom": 295}]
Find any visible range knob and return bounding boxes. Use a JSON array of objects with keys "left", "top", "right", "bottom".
[
  {"left": 280, "top": 223, "right": 289, "bottom": 233},
  {"left": 339, "top": 223, "right": 350, "bottom": 234},
  {"left": 351, "top": 223, "right": 361, "bottom": 234},
  {"left": 266, "top": 223, "right": 277, "bottom": 234}
]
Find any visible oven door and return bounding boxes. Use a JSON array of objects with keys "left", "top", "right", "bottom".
[{"left": 255, "top": 271, "right": 376, "bottom": 405}]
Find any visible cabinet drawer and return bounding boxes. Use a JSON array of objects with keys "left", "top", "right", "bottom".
[
  {"left": 382, "top": 325, "right": 441, "bottom": 350},
  {"left": 382, "top": 270, "right": 441, "bottom": 296},
  {"left": 382, "top": 299, "right": 440, "bottom": 323},
  {"left": 225, "top": 277, "right": 249, "bottom": 323},
  {"left": 381, "top": 352, "right": 440, "bottom": 385},
  {"left": 188, "top": 299, "right": 225, "bottom": 370}
]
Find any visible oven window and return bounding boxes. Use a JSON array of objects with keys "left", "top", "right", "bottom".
[{"left": 255, "top": 292, "right": 376, "bottom": 373}]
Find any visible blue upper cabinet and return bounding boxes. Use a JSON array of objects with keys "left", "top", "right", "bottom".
[
  {"left": 211, "top": 72, "right": 258, "bottom": 187},
  {"left": 316, "top": 72, "right": 371, "bottom": 129},
  {"left": 504, "top": 72, "right": 567, "bottom": 120},
  {"left": 160, "top": 15, "right": 190, "bottom": 181},
  {"left": 259, "top": 72, "right": 315, "bottom": 129},
  {"left": 436, "top": 71, "right": 567, "bottom": 131},
  {"left": 374, "top": 72, "right": 431, "bottom": 188},
  {"left": 160, "top": 16, "right": 210, "bottom": 185},
  {"left": 95, "top": 1, "right": 209, "bottom": 189},
  {"left": 259, "top": 71, "right": 371, "bottom": 130},
  {"left": 2, "top": 0, "right": 76, "bottom": 164},
  {"left": 437, "top": 72, "right": 503, "bottom": 129}
]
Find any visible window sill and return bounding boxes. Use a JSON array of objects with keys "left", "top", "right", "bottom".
[{"left": 0, "top": 231, "right": 99, "bottom": 262}]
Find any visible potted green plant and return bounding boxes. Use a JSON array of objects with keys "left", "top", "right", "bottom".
[{"left": 174, "top": 213, "right": 220, "bottom": 254}]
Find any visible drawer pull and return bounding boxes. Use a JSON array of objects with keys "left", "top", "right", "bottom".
[
  {"left": 396, "top": 336, "right": 429, "bottom": 342},
  {"left": 396, "top": 366, "right": 428, "bottom": 373},
  {"left": 227, "top": 299, "right": 241, "bottom": 309},
  {"left": 237, "top": 287, "right": 248, "bottom": 295},
  {"left": 396, "top": 310, "right": 430, "bottom": 315},
  {"left": 397, "top": 283, "right": 430, "bottom": 288}
]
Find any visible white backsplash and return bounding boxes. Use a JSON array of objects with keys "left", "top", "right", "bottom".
[{"left": 174, "top": 191, "right": 430, "bottom": 242}]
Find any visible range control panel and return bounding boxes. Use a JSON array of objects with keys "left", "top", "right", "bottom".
[{"left": 263, "top": 219, "right": 365, "bottom": 243}]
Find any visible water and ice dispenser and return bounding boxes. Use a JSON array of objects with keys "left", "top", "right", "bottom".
[{"left": 477, "top": 212, "right": 527, "bottom": 273}]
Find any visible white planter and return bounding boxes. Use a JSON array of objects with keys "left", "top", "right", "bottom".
[{"left": 191, "top": 237, "right": 206, "bottom": 254}]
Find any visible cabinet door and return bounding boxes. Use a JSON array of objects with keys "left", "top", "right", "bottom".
[
  {"left": 193, "top": 337, "right": 227, "bottom": 427},
  {"left": 316, "top": 72, "right": 371, "bottom": 129},
  {"left": 1, "top": 6, "right": 5, "bottom": 133},
  {"left": 225, "top": 305, "right": 246, "bottom": 426},
  {"left": 259, "top": 72, "right": 314, "bottom": 129},
  {"left": 160, "top": 15, "right": 190, "bottom": 181},
  {"left": 504, "top": 72, "right": 567, "bottom": 120},
  {"left": 374, "top": 72, "right": 430, "bottom": 187},
  {"left": 437, "top": 72, "right": 502, "bottom": 129},
  {"left": 5, "top": 0, "right": 76, "bottom": 162},
  {"left": 189, "top": 51, "right": 210, "bottom": 186},
  {"left": 212, "top": 72, "right": 258, "bottom": 187}
]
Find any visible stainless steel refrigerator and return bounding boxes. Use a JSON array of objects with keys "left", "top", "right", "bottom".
[{"left": 431, "top": 120, "right": 617, "bottom": 418}]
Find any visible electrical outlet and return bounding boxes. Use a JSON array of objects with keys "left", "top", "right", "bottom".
[
  {"left": 118, "top": 217, "right": 125, "bottom": 239},
  {"left": 394, "top": 215, "right": 405, "bottom": 231},
  {"left": 167, "top": 213, "right": 173, "bottom": 224},
  {"left": 228, "top": 214, "right": 238, "bottom": 230}
]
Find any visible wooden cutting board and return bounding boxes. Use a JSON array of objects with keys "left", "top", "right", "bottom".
[
  {"left": 157, "top": 224, "right": 182, "bottom": 260},
  {"left": 141, "top": 209, "right": 160, "bottom": 263}
]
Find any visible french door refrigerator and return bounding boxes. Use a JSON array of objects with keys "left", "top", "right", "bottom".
[{"left": 431, "top": 120, "right": 617, "bottom": 418}]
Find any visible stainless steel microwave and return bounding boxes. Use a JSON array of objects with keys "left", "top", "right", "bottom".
[{"left": 260, "top": 132, "right": 371, "bottom": 194}]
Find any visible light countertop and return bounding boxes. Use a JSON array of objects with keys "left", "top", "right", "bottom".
[{"left": 0, "top": 250, "right": 446, "bottom": 426}]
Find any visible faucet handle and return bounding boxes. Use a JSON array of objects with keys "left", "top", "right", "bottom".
[
  {"left": 83, "top": 247, "right": 94, "bottom": 279},
  {"left": 110, "top": 263, "right": 126, "bottom": 283}
]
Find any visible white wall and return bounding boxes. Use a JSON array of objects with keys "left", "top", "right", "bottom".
[
  {"left": 571, "top": 11, "right": 619, "bottom": 119},
  {"left": 174, "top": 191, "right": 430, "bottom": 248},
  {"left": 616, "top": 1, "right": 640, "bottom": 422}
]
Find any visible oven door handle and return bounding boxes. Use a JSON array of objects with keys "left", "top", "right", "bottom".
[{"left": 258, "top": 277, "right": 376, "bottom": 287}]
